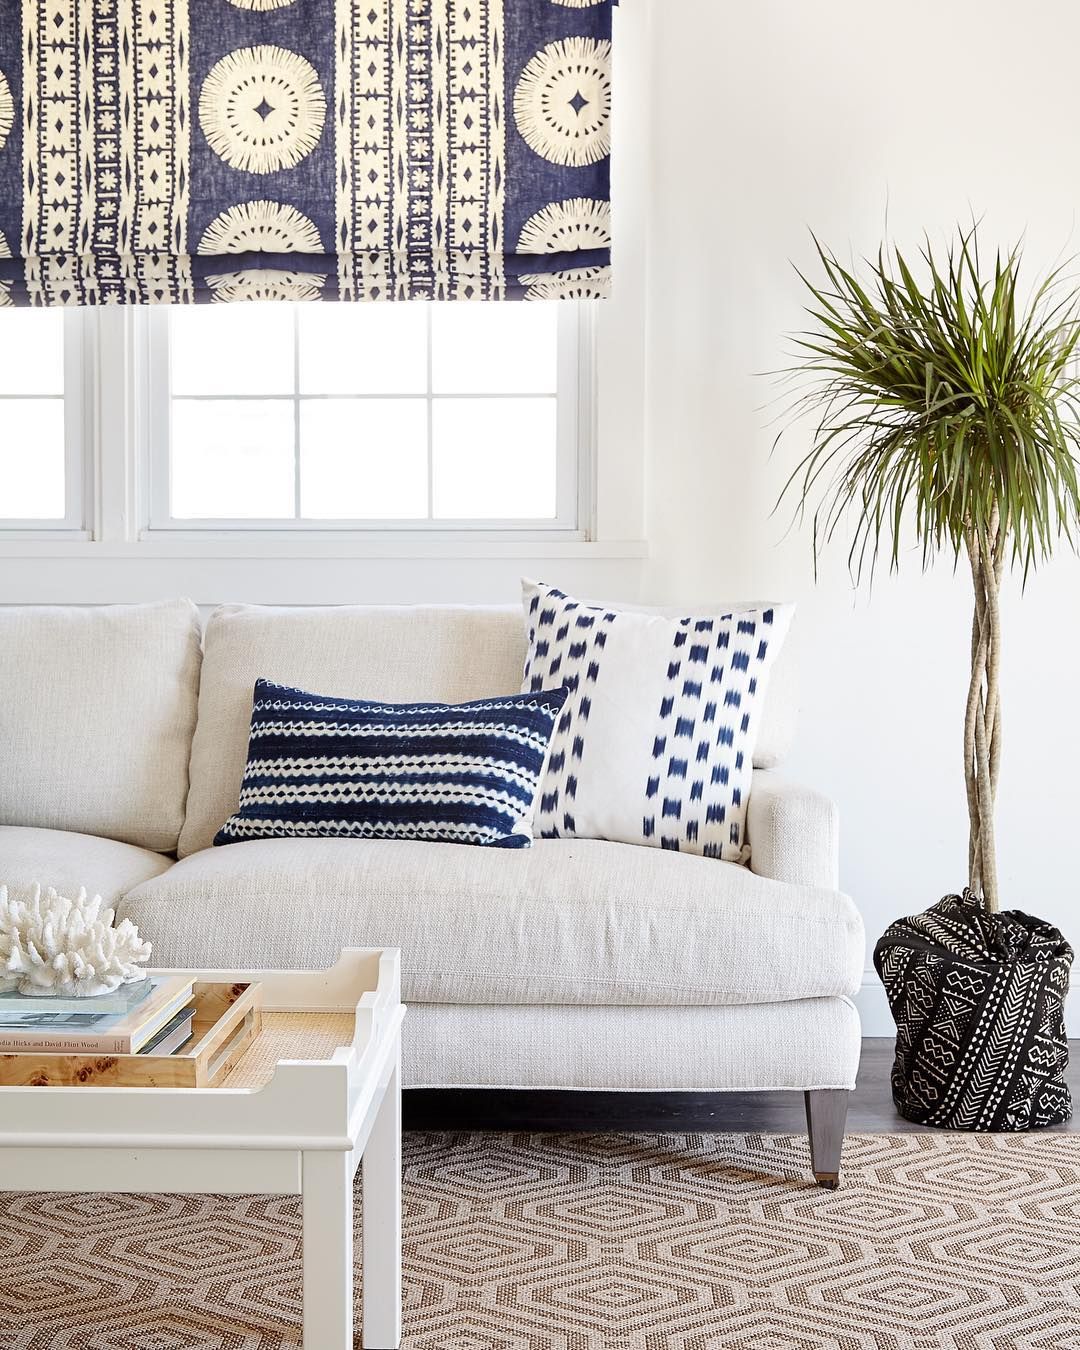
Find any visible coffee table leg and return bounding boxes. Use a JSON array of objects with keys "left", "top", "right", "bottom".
[
  {"left": 363, "top": 1051, "right": 402, "bottom": 1349},
  {"left": 303, "top": 1149, "right": 354, "bottom": 1350}
]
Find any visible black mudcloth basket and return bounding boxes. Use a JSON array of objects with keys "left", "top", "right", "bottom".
[{"left": 874, "top": 891, "right": 1073, "bottom": 1131}]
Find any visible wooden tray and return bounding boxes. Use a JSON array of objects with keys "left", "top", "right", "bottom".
[{"left": 0, "top": 981, "right": 262, "bottom": 1089}]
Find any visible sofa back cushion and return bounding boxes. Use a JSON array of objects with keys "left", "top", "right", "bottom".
[
  {"left": 179, "top": 602, "right": 799, "bottom": 856},
  {"left": 0, "top": 599, "right": 202, "bottom": 853},
  {"left": 179, "top": 604, "right": 528, "bottom": 855}
]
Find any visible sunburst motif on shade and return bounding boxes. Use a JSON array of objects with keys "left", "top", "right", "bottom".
[
  {"left": 522, "top": 266, "right": 612, "bottom": 300},
  {"left": 199, "top": 201, "right": 324, "bottom": 255},
  {"left": 550, "top": 0, "right": 606, "bottom": 6},
  {"left": 0, "top": 228, "right": 10, "bottom": 259},
  {"left": 206, "top": 269, "right": 328, "bottom": 303},
  {"left": 513, "top": 37, "right": 612, "bottom": 167},
  {"left": 518, "top": 198, "right": 611, "bottom": 254},
  {"left": 199, "top": 46, "right": 326, "bottom": 175},
  {"left": 0, "top": 69, "right": 13, "bottom": 154},
  {"left": 227, "top": 0, "right": 297, "bottom": 8}
]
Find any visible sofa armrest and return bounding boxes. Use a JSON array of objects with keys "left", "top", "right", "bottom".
[{"left": 746, "top": 771, "right": 839, "bottom": 890}]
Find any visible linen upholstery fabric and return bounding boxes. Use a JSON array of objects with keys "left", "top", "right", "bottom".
[
  {"left": 403, "top": 999, "right": 862, "bottom": 1091},
  {"left": 118, "top": 837, "right": 865, "bottom": 1006},
  {"left": 522, "top": 581, "right": 794, "bottom": 863},
  {"left": 0, "top": 0, "right": 612, "bottom": 304},
  {"left": 180, "top": 604, "right": 531, "bottom": 855},
  {"left": 215, "top": 680, "right": 567, "bottom": 849},
  {"left": 0, "top": 826, "right": 173, "bottom": 908},
  {"left": 746, "top": 772, "right": 839, "bottom": 890},
  {"left": 0, "top": 600, "right": 201, "bottom": 852}
]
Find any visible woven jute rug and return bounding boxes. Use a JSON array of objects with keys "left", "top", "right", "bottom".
[{"left": 2, "top": 1131, "right": 1079, "bottom": 1349}]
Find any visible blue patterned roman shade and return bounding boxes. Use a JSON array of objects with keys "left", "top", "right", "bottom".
[{"left": 0, "top": 0, "right": 613, "bottom": 305}]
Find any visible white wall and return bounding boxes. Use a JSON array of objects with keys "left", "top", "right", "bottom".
[{"left": 637, "top": 0, "right": 1080, "bottom": 1030}]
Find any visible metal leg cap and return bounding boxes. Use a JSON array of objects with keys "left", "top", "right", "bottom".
[{"left": 814, "top": 1173, "right": 840, "bottom": 1190}]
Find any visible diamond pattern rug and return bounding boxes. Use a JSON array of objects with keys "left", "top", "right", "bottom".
[{"left": 3, "top": 1131, "right": 1080, "bottom": 1349}]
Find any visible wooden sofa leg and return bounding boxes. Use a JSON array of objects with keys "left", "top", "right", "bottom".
[{"left": 804, "top": 1089, "right": 850, "bottom": 1189}]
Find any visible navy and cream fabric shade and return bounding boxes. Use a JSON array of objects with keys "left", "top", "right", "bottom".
[{"left": 0, "top": 0, "right": 613, "bottom": 305}]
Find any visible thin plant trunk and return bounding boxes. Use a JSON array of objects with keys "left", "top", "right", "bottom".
[{"left": 963, "top": 509, "right": 1005, "bottom": 913}]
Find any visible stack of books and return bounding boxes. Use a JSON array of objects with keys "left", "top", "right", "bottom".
[{"left": 0, "top": 975, "right": 196, "bottom": 1056}]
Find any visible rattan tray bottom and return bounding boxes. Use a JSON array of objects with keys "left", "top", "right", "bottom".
[{"left": 216, "top": 1012, "right": 357, "bottom": 1090}]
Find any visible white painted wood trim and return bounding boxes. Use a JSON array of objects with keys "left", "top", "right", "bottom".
[
  {"left": 362, "top": 1050, "right": 402, "bottom": 1350},
  {"left": 0, "top": 1146, "right": 301, "bottom": 1194},
  {"left": 302, "top": 1148, "right": 355, "bottom": 1350}
]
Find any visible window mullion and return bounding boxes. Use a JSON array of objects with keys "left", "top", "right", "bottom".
[
  {"left": 293, "top": 305, "right": 302, "bottom": 519},
  {"left": 67, "top": 307, "right": 90, "bottom": 532},
  {"left": 91, "top": 305, "right": 145, "bottom": 542},
  {"left": 425, "top": 305, "right": 434, "bottom": 521}
]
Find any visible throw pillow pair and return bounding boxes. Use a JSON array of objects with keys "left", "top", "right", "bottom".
[{"left": 216, "top": 582, "right": 793, "bottom": 864}]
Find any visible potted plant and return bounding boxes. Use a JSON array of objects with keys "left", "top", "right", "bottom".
[{"left": 779, "top": 225, "right": 1074, "bottom": 1131}]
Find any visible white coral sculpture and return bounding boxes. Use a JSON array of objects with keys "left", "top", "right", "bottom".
[{"left": 0, "top": 884, "right": 152, "bottom": 997}]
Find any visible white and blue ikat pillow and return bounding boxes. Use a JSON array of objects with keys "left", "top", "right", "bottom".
[
  {"left": 215, "top": 679, "right": 568, "bottom": 850},
  {"left": 521, "top": 581, "right": 794, "bottom": 863}
]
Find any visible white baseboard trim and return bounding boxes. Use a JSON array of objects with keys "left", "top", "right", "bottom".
[
  {"left": 853, "top": 972, "right": 894, "bottom": 1037},
  {"left": 855, "top": 969, "right": 1079, "bottom": 1037}
]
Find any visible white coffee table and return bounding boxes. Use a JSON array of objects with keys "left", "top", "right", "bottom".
[{"left": 0, "top": 947, "right": 405, "bottom": 1350}]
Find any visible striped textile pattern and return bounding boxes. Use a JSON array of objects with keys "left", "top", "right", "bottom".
[
  {"left": 215, "top": 679, "right": 568, "bottom": 850},
  {"left": 522, "top": 581, "right": 793, "bottom": 864}
]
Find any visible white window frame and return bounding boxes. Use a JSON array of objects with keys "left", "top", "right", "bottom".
[
  {"left": 138, "top": 302, "right": 592, "bottom": 541},
  {"left": 0, "top": 309, "right": 91, "bottom": 538}
]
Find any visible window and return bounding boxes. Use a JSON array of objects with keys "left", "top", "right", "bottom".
[
  {"left": 0, "top": 308, "right": 85, "bottom": 531},
  {"left": 145, "top": 302, "right": 586, "bottom": 533},
  {"left": 0, "top": 300, "right": 591, "bottom": 540}
]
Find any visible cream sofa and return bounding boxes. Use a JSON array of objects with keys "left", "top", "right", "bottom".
[{"left": 0, "top": 599, "right": 864, "bottom": 1183}]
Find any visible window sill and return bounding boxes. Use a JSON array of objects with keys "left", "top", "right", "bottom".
[{"left": 0, "top": 536, "right": 649, "bottom": 561}]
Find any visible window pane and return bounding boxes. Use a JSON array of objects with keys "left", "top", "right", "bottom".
[
  {"left": 171, "top": 401, "right": 295, "bottom": 518},
  {"left": 298, "top": 305, "right": 426, "bottom": 395},
  {"left": 0, "top": 401, "right": 65, "bottom": 518},
  {"left": 301, "top": 400, "right": 428, "bottom": 518},
  {"left": 0, "top": 309, "right": 65, "bottom": 395},
  {"left": 170, "top": 305, "right": 294, "bottom": 396},
  {"left": 432, "top": 398, "right": 557, "bottom": 519},
  {"left": 431, "top": 304, "right": 558, "bottom": 394}
]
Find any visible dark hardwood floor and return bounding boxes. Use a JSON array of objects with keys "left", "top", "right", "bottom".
[{"left": 403, "top": 1038, "right": 1080, "bottom": 1134}]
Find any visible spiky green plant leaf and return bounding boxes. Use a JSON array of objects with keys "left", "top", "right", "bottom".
[{"left": 776, "top": 225, "right": 1080, "bottom": 580}]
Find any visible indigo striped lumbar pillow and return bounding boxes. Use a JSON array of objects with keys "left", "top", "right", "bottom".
[
  {"left": 522, "top": 580, "right": 794, "bottom": 864},
  {"left": 215, "top": 679, "right": 569, "bottom": 850}
]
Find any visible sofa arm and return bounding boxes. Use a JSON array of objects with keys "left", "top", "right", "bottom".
[{"left": 746, "top": 771, "right": 840, "bottom": 890}]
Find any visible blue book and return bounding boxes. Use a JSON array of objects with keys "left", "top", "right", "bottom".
[
  {"left": 0, "top": 975, "right": 195, "bottom": 1053},
  {"left": 0, "top": 978, "right": 153, "bottom": 1019}
]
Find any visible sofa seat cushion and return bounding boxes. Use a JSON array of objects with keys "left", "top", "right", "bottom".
[
  {"left": 0, "top": 826, "right": 173, "bottom": 908},
  {"left": 119, "top": 837, "right": 864, "bottom": 1006}
]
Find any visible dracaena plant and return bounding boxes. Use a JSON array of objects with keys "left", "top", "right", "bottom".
[{"left": 778, "top": 225, "right": 1080, "bottom": 913}]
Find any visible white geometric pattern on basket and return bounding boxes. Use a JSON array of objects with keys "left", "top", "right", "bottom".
[
  {"left": 875, "top": 891, "right": 1073, "bottom": 1131},
  {"left": 215, "top": 679, "right": 568, "bottom": 850},
  {"left": 522, "top": 581, "right": 793, "bottom": 863},
  {"left": 3, "top": 1131, "right": 1080, "bottom": 1350}
]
